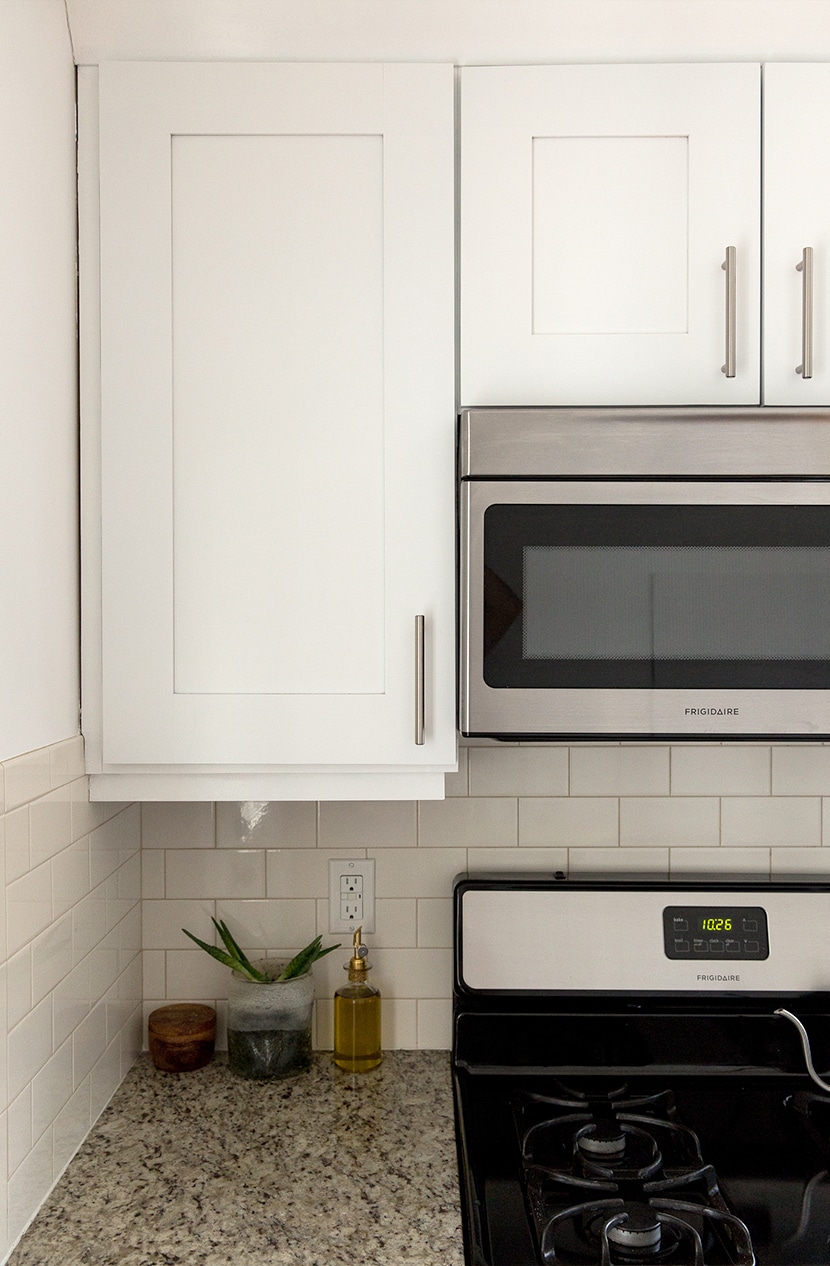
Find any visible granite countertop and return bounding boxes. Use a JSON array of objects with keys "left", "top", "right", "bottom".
[{"left": 9, "top": 1052, "right": 465, "bottom": 1266}]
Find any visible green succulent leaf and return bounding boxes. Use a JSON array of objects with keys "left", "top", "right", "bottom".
[
  {"left": 181, "top": 924, "right": 338, "bottom": 983},
  {"left": 277, "top": 935, "right": 340, "bottom": 981},
  {"left": 212, "top": 918, "right": 266, "bottom": 980},
  {"left": 181, "top": 924, "right": 269, "bottom": 983}
]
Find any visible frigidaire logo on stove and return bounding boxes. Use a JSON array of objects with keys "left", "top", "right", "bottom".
[
  {"left": 684, "top": 707, "right": 740, "bottom": 716},
  {"left": 697, "top": 974, "right": 741, "bottom": 983}
]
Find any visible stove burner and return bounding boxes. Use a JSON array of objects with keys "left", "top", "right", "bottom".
[
  {"left": 605, "top": 1205, "right": 663, "bottom": 1254},
  {"left": 512, "top": 1087, "right": 758, "bottom": 1266},
  {"left": 578, "top": 1123, "right": 627, "bottom": 1158},
  {"left": 573, "top": 1122, "right": 663, "bottom": 1180},
  {"left": 539, "top": 1197, "right": 755, "bottom": 1266}
]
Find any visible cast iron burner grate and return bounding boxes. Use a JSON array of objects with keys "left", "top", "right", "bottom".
[{"left": 512, "top": 1086, "right": 755, "bottom": 1266}]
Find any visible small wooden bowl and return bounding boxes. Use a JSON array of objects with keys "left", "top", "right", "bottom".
[{"left": 148, "top": 1003, "right": 216, "bottom": 1072}]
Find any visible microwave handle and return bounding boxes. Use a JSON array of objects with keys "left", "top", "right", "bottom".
[
  {"left": 415, "top": 614, "right": 425, "bottom": 745},
  {"left": 796, "top": 246, "right": 814, "bottom": 379},
  {"left": 721, "top": 245, "right": 737, "bottom": 378}
]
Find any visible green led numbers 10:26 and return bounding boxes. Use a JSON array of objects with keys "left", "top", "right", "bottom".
[{"left": 701, "top": 918, "right": 732, "bottom": 931}]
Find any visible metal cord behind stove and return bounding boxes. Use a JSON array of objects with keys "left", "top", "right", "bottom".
[{"left": 775, "top": 1008, "right": 830, "bottom": 1093}]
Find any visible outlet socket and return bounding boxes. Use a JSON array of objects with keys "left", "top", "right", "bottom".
[{"left": 328, "top": 858, "right": 375, "bottom": 933}]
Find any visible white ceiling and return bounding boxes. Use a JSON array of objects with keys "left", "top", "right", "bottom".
[{"left": 64, "top": 0, "right": 830, "bottom": 66}]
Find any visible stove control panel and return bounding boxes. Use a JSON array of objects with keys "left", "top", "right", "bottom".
[{"left": 663, "top": 905, "right": 769, "bottom": 960}]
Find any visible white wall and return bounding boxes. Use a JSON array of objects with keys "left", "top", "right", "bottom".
[{"left": 0, "top": 0, "right": 79, "bottom": 763}]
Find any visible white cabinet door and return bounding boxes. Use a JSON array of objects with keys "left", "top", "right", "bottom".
[
  {"left": 81, "top": 63, "right": 456, "bottom": 791},
  {"left": 764, "top": 64, "right": 830, "bottom": 404},
  {"left": 460, "top": 64, "right": 761, "bottom": 407}
]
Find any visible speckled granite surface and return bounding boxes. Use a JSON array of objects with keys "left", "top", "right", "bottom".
[{"left": 8, "top": 1052, "right": 464, "bottom": 1266}]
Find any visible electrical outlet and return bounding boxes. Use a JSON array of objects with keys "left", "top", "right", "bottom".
[{"left": 328, "top": 858, "right": 375, "bottom": 933}]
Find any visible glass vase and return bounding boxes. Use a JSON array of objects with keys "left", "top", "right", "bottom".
[{"left": 226, "top": 960, "right": 314, "bottom": 1080}]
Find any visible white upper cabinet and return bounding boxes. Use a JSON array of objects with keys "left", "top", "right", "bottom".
[
  {"left": 763, "top": 64, "right": 830, "bottom": 404},
  {"left": 460, "top": 64, "right": 762, "bottom": 406},
  {"left": 80, "top": 62, "right": 456, "bottom": 799}
]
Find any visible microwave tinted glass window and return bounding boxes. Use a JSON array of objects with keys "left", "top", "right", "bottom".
[
  {"left": 483, "top": 503, "right": 830, "bottom": 689},
  {"left": 523, "top": 546, "right": 830, "bottom": 660}
]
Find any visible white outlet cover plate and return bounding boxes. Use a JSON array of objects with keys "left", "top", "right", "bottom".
[{"left": 328, "top": 857, "right": 376, "bottom": 933}]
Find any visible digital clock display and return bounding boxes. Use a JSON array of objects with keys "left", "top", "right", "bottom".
[{"left": 663, "top": 905, "right": 769, "bottom": 960}]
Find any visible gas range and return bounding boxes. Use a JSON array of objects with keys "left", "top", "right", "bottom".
[{"left": 452, "top": 875, "right": 830, "bottom": 1266}]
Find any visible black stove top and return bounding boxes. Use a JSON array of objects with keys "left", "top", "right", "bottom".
[
  {"left": 455, "top": 1069, "right": 830, "bottom": 1266},
  {"left": 452, "top": 875, "right": 830, "bottom": 1266}
]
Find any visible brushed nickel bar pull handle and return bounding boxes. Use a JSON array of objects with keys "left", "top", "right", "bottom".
[
  {"left": 721, "top": 246, "right": 736, "bottom": 378},
  {"left": 415, "top": 615, "right": 425, "bottom": 745},
  {"left": 796, "top": 246, "right": 814, "bottom": 379}
]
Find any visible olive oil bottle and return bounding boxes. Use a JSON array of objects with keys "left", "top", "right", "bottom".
[{"left": 333, "top": 926, "right": 381, "bottom": 1072}]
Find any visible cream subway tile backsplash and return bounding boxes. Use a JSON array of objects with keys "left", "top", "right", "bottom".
[
  {"left": 31, "top": 918, "right": 74, "bottom": 1006},
  {"left": 216, "top": 801, "right": 316, "bottom": 849},
  {"left": 4, "top": 811, "right": 29, "bottom": 887},
  {"left": 216, "top": 897, "right": 317, "bottom": 950},
  {"left": 27, "top": 788, "right": 72, "bottom": 870},
  {"left": 569, "top": 847, "right": 670, "bottom": 875},
  {"left": 570, "top": 745, "right": 670, "bottom": 796},
  {"left": 2, "top": 750, "right": 53, "bottom": 815},
  {"left": 372, "top": 847, "right": 467, "bottom": 898},
  {"left": 416, "top": 898, "right": 453, "bottom": 948},
  {"left": 52, "top": 961, "right": 91, "bottom": 1050},
  {"left": 6, "top": 955, "right": 30, "bottom": 1033},
  {"left": 7, "top": 1091, "right": 32, "bottom": 1178},
  {"left": 6, "top": 867, "right": 52, "bottom": 959},
  {"left": 141, "top": 848, "right": 165, "bottom": 900},
  {"left": 142, "top": 951, "right": 165, "bottom": 1000},
  {"left": 0, "top": 738, "right": 141, "bottom": 1256},
  {"left": 468, "top": 745, "right": 568, "bottom": 796},
  {"left": 51, "top": 839, "right": 91, "bottom": 920},
  {"left": 670, "top": 847, "right": 772, "bottom": 873},
  {"left": 48, "top": 739, "right": 84, "bottom": 790},
  {"left": 369, "top": 899, "right": 417, "bottom": 947},
  {"left": 416, "top": 999, "right": 453, "bottom": 1049},
  {"left": 31, "top": 1043, "right": 73, "bottom": 1148},
  {"left": 772, "top": 847, "right": 830, "bottom": 874},
  {"left": 418, "top": 797, "right": 517, "bottom": 847},
  {"left": 141, "top": 899, "right": 214, "bottom": 950},
  {"left": 140, "top": 801, "right": 216, "bottom": 849},
  {"left": 467, "top": 846, "right": 568, "bottom": 873},
  {"left": 772, "top": 745, "right": 830, "bottom": 794},
  {"left": 266, "top": 847, "right": 360, "bottom": 897},
  {"left": 444, "top": 748, "right": 469, "bottom": 797},
  {"left": 73, "top": 1003, "right": 108, "bottom": 1089},
  {"left": 620, "top": 797, "right": 720, "bottom": 848},
  {"left": 721, "top": 796, "right": 821, "bottom": 848},
  {"left": 8, "top": 999, "right": 53, "bottom": 1102},
  {"left": 165, "top": 847, "right": 266, "bottom": 899},
  {"left": 319, "top": 799, "right": 418, "bottom": 849},
  {"left": 165, "top": 949, "right": 231, "bottom": 999},
  {"left": 670, "top": 744, "right": 771, "bottom": 795},
  {"left": 520, "top": 797, "right": 618, "bottom": 847}
]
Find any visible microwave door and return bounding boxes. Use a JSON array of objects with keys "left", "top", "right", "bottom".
[{"left": 460, "top": 479, "right": 830, "bottom": 738}]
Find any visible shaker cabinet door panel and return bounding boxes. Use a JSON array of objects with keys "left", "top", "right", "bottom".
[
  {"left": 86, "top": 62, "right": 455, "bottom": 772},
  {"left": 763, "top": 64, "right": 830, "bottom": 405},
  {"left": 460, "top": 63, "right": 761, "bottom": 407}
]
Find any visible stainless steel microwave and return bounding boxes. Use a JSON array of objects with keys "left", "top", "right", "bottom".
[{"left": 459, "top": 407, "right": 830, "bottom": 739}]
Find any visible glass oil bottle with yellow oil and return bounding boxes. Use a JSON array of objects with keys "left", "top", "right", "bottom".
[{"left": 333, "top": 926, "right": 382, "bottom": 1072}]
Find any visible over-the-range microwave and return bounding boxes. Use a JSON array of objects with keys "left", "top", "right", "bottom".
[{"left": 459, "top": 407, "right": 830, "bottom": 740}]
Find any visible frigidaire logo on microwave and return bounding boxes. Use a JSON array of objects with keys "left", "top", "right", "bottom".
[{"left": 684, "top": 707, "right": 740, "bottom": 716}]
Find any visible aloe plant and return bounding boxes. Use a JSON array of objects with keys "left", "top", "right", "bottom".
[{"left": 183, "top": 918, "right": 338, "bottom": 983}]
